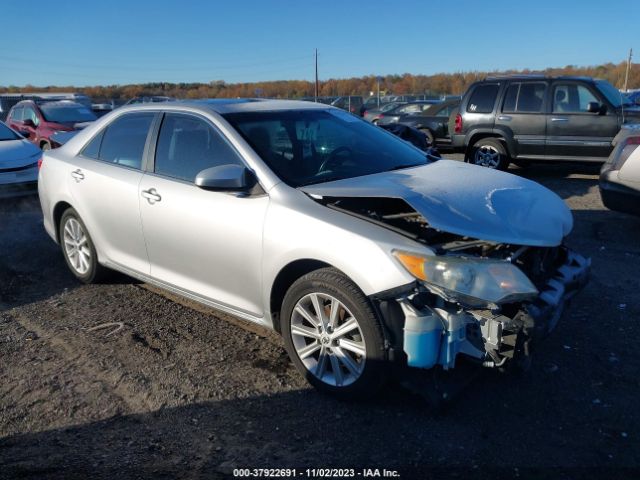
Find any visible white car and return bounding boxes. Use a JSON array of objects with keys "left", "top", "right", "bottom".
[
  {"left": 600, "top": 124, "right": 640, "bottom": 216},
  {"left": 0, "top": 121, "right": 41, "bottom": 198}
]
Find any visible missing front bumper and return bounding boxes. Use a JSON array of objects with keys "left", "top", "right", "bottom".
[{"left": 397, "top": 247, "right": 591, "bottom": 370}]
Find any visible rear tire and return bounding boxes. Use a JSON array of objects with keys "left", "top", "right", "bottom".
[
  {"left": 281, "top": 268, "right": 387, "bottom": 399},
  {"left": 469, "top": 138, "right": 509, "bottom": 170},
  {"left": 59, "top": 208, "right": 108, "bottom": 284}
]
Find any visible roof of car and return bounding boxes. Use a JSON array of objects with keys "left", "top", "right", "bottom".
[
  {"left": 484, "top": 74, "right": 600, "bottom": 82},
  {"left": 117, "top": 98, "right": 335, "bottom": 115},
  {"left": 13, "top": 99, "right": 87, "bottom": 108}
]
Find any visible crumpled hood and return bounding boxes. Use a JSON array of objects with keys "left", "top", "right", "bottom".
[
  {"left": 0, "top": 139, "right": 40, "bottom": 170},
  {"left": 301, "top": 160, "right": 573, "bottom": 247}
]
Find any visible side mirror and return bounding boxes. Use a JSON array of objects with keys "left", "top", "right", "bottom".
[
  {"left": 195, "top": 164, "right": 257, "bottom": 192},
  {"left": 587, "top": 102, "right": 604, "bottom": 114},
  {"left": 22, "top": 119, "right": 35, "bottom": 127}
]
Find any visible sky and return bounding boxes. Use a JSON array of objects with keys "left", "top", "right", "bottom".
[{"left": 1, "top": 0, "right": 637, "bottom": 86}]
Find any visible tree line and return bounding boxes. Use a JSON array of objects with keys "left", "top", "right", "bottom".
[{"left": 1, "top": 61, "right": 637, "bottom": 102}]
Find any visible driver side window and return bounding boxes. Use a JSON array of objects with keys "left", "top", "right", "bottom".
[
  {"left": 553, "top": 84, "right": 599, "bottom": 113},
  {"left": 24, "top": 107, "right": 39, "bottom": 125},
  {"left": 154, "top": 113, "right": 243, "bottom": 183}
]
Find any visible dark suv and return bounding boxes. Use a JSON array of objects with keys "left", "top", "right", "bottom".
[{"left": 452, "top": 75, "right": 640, "bottom": 169}]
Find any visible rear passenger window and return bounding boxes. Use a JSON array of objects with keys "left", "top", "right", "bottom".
[
  {"left": 502, "top": 82, "right": 546, "bottom": 113},
  {"left": 466, "top": 84, "right": 499, "bottom": 113},
  {"left": 97, "top": 113, "right": 154, "bottom": 169},
  {"left": 154, "top": 113, "right": 243, "bottom": 183}
]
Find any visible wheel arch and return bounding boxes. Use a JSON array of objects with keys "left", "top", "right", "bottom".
[
  {"left": 465, "top": 132, "right": 513, "bottom": 159},
  {"left": 53, "top": 200, "right": 74, "bottom": 243},
  {"left": 269, "top": 259, "right": 333, "bottom": 333}
]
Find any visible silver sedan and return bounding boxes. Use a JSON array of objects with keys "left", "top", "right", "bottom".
[{"left": 38, "top": 99, "right": 590, "bottom": 398}]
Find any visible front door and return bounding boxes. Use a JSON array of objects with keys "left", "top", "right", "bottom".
[
  {"left": 139, "top": 112, "right": 268, "bottom": 317},
  {"left": 546, "top": 82, "right": 619, "bottom": 160}
]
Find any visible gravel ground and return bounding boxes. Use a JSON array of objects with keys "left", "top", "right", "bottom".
[{"left": 1, "top": 158, "right": 639, "bottom": 479}]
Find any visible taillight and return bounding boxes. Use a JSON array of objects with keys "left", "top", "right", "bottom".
[
  {"left": 37, "top": 156, "right": 44, "bottom": 170},
  {"left": 612, "top": 136, "right": 640, "bottom": 170},
  {"left": 454, "top": 113, "right": 463, "bottom": 133}
]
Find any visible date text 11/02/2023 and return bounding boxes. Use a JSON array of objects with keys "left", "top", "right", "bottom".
[{"left": 232, "top": 468, "right": 401, "bottom": 478}]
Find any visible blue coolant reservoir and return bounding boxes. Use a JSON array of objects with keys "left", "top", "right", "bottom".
[{"left": 400, "top": 300, "right": 444, "bottom": 369}]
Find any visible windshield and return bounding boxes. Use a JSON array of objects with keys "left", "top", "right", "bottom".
[
  {"left": 595, "top": 80, "right": 631, "bottom": 108},
  {"left": 40, "top": 104, "right": 97, "bottom": 123},
  {"left": 224, "top": 109, "right": 429, "bottom": 187},
  {"left": 0, "top": 122, "right": 20, "bottom": 141}
]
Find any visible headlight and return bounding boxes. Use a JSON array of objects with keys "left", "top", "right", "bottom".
[{"left": 393, "top": 251, "right": 538, "bottom": 305}]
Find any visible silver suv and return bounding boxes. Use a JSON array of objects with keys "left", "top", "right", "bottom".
[{"left": 38, "top": 99, "right": 590, "bottom": 398}]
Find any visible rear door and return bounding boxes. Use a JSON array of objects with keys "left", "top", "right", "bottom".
[
  {"left": 495, "top": 81, "right": 548, "bottom": 158},
  {"left": 546, "top": 81, "right": 619, "bottom": 160},
  {"left": 138, "top": 112, "right": 268, "bottom": 317},
  {"left": 68, "top": 112, "right": 156, "bottom": 274}
]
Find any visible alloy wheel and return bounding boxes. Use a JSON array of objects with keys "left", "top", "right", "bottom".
[
  {"left": 290, "top": 293, "right": 366, "bottom": 387},
  {"left": 474, "top": 144, "right": 501, "bottom": 168},
  {"left": 63, "top": 217, "right": 91, "bottom": 275}
]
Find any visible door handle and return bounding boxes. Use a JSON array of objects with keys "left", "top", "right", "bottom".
[
  {"left": 551, "top": 117, "right": 569, "bottom": 122},
  {"left": 141, "top": 188, "right": 162, "bottom": 204},
  {"left": 71, "top": 169, "right": 85, "bottom": 182},
  {"left": 498, "top": 115, "right": 512, "bottom": 121}
]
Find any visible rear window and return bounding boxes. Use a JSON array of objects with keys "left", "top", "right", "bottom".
[
  {"left": 466, "top": 84, "right": 499, "bottom": 113},
  {"left": 81, "top": 113, "right": 154, "bottom": 169}
]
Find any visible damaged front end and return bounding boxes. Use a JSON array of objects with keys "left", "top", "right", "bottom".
[
  {"left": 389, "top": 244, "right": 590, "bottom": 371},
  {"left": 319, "top": 195, "right": 590, "bottom": 371}
]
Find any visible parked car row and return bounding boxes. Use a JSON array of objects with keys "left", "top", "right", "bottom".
[{"left": 5, "top": 99, "right": 97, "bottom": 151}]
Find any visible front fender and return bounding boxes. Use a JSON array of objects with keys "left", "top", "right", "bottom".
[{"left": 261, "top": 187, "right": 426, "bottom": 318}]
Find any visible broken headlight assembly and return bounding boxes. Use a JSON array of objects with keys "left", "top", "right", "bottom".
[{"left": 393, "top": 250, "right": 538, "bottom": 306}]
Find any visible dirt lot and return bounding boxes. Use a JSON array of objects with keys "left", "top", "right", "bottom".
[{"left": 1, "top": 158, "right": 639, "bottom": 479}]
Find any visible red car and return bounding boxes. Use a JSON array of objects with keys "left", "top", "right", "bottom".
[{"left": 5, "top": 100, "right": 96, "bottom": 150}]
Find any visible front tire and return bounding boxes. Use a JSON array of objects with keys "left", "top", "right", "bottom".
[
  {"left": 469, "top": 138, "right": 509, "bottom": 170},
  {"left": 419, "top": 128, "right": 435, "bottom": 146},
  {"left": 281, "top": 268, "right": 387, "bottom": 399},
  {"left": 59, "top": 208, "right": 107, "bottom": 283}
]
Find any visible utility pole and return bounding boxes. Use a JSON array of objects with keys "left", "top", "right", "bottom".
[
  {"left": 314, "top": 49, "right": 319, "bottom": 102},
  {"left": 623, "top": 48, "right": 633, "bottom": 92}
]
